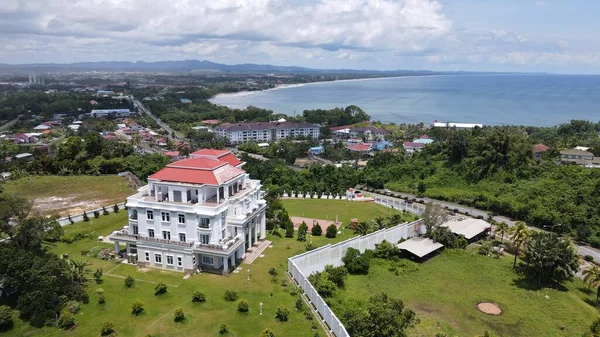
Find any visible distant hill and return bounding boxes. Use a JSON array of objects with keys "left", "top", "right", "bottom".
[{"left": 0, "top": 59, "right": 457, "bottom": 75}]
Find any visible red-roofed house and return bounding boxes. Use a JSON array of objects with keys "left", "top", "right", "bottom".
[
  {"left": 347, "top": 143, "right": 372, "bottom": 153},
  {"left": 113, "top": 149, "right": 266, "bottom": 276},
  {"left": 534, "top": 144, "right": 549, "bottom": 159},
  {"left": 201, "top": 119, "right": 221, "bottom": 125},
  {"left": 403, "top": 142, "right": 425, "bottom": 155},
  {"left": 103, "top": 134, "right": 118, "bottom": 141}
]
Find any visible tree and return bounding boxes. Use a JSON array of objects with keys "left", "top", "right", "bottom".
[
  {"left": 125, "top": 275, "right": 135, "bottom": 287},
  {"left": 220, "top": 324, "right": 229, "bottom": 335},
  {"left": 297, "top": 222, "right": 308, "bottom": 242},
  {"left": 373, "top": 216, "right": 386, "bottom": 231},
  {"left": 510, "top": 222, "right": 529, "bottom": 269},
  {"left": 343, "top": 292, "right": 417, "bottom": 337},
  {"left": 100, "top": 321, "right": 115, "bottom": 336},
  {"left": 113, "top": 204, "right": 119, "bottom": 213},
  {"left": 275, "top": 305, "right": 290, "bottom": 321},
  {"left": 57, "top": 311, "right": 75, "bottom": 329},
  {"left": 67, "top": 259, "right": 91, "bottom": 285},
  {"left": 192, "top": 290, "right": 206, "bottom": 303},
  {"left": 154, "top": 282, "right": 167, "bottom": 295},
  {"left": 83, "top": 212, "right": 89, "bottom": 222},
  {"left": 261, "top": 328, "right": 276, "bottom": 337},
  {"left": 387, "top": 214, "right": 403, "bottom": 228},
  {"left": 354, "top": 221, "right": 371, "bottom": 236},
  {"left": 326, "top": 224, "right": 337, "bottom": 238},
  {"left": 102, "top": 206, "right": 109, "bottom": 216},
  {"left": 342, "top": 248, "right": 371, "bottom": 275},
  {"left": 285, "top": 222, "right": 295, "bottom": 238},
  {"left": 494, "top": 222, "right": 509, "bottom": 243},
  {"left": 0, "top": 306, "right": 14, "bottom": 332},
  {"left": 374, "top": 240, "right": 400, "bottom": 259},
  {"left": 237, "top": 299, "right": 249, "bottom": 312},
  {"left": 132, "top": 300, "right": 144, "bottom": 316},
  {"left": 324, "top": 265, "right": 348, "bottom": 288},
  {"left": 521, "top": 231, "right": 579, "bottom": 286},
  {"left": 311, "top": 222, "right": 322, "bottom": 236},
  {"left": 174, "top": 307, "right": 185, "bottom": 322},
  {"left": 94, "top": 268, "right": 103, "bottom": 284},
  {"left": 582, "top": 265, "right": 600, "bottom": 306},
  {"left": 421, "top": 203, "right": 448, "bottom": 232}
]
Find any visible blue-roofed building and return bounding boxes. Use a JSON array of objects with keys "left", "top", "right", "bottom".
[
  {"left": 372, "top": 140, "right": 393, "bottom": 151},
  {"left": 180, "top": 99, "right": 192, "bottom": 104},
  {"left": 309, "top": 146, "right": 324, "bottom": 155},
  {"left": 413, "top": 134, "right": 434, "bottom": 144}
]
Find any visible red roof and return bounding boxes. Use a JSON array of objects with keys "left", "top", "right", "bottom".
[
  {"left": 403, "top": 142, "right": 425, "bottom": 148},
  {"left": 218, "top": 153, "right": 242, "bottom": 166},
  {"left": 148, "top": 156, "right": 244, "bottom": 185},
  {"left": 191, "top": 149, "right": 230, "bottom": 157},
  {"left": 150, "top": 167, "right": 220, "bottom": 185},
  {"left": 201, "top": 119, "right": 221, "bottom": 125},
  {"left": 534, "top": 144, "right": 549, "bottom": 153},
  {"left": 168, "top": 157, "right": 226, "bottom": 170},
  {"left": 347, "top": 144, "right": 372, "bottom": 152},
  {"left": 163, "top": 151, "right": 180, "bottom": 157},
  {"left": 420, "top": 134, "right": 430, "bottom": 139},
  {"left": 330, "top": 125, "right": 353, "bottom": 131}
]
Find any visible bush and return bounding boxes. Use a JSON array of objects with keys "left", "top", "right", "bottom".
[
  {"left": 58, "top": 311, "right": 75, "bottom": 329},
  {"left": 268, "top": 267, "right": 278, "bottom": 277},
  {"left": 113, "top": 204, "right": 119, "bottom": 213},
  {"left": 219, "top": 324, "right": 229, "bottom": 335},
  {"left": 192, "top": 290, "right": 206, "bottom": 303},
  {"left": 237, "top": 299, "right": 249, "bottom": 312},
  {"left": 275, "top": 306, "right": 290, "bottom": 322},
  {"left": 325, "top": 224, "right": 337, "bottom": 238},
  {"left": 297, "top": 222, "right": 308, "bottom": 242},
  {"left": 174, "top": 307, "right": 185, "bottom": 322},
  {"left": 83, "top": 212, "right": 90, "bottom": 222},
  {"left": 311, "top": 222, "right": 322, "bottom": 236},
  {"left": 305, "top": 243, "right": 316, "bottom": 251},
  {"left": 98, "top": 295, "right": 106, "bottom": 304},
  {"left": 65, "top": 300, "right": 80, "bottom": 314},
  {"left": 261, "top": 328, "right": 276, "bottom": 337},
  {"left": 96, "top": 288, "right": 104, "bottom": 295},
  {"left": 68, "top": 215, "right": 74, "bottom": 225},
  {"left": 94, "top": 268, "right": 103, "bottom": 284},
  {"left": 154, "top": 282, "right": 167, "bottom": 295},
  {"left": 125, "top": 275, "right": 135, "bottom": 288},
  {"left": 295, "top": 298, "right": 304, "bottom": 311},
  {"left": 100, "top": 321, "right": 114, "bottom": 336},
  {"left": 224, "top": 290, "right": 238, "bottom": 302},
  {"left": 584, "top": 255, "right": 594, "bottom": 262},
  {"left": 285, "top": 222, "right": 295, "bottom": 238},
  {"left": 342, "top": 248, "right": 371, "bottom": 275},
  {"left": 102, "top": 206, "right": 109, "bottom": 216},
  {"left": 0, "top": 305, "right": 14, "bottom": 332},
  {"left": 93, "top": 210, "right": 100, "bottom": 218},
  {"left": 131, "top": 300, "right": 144, "bottom": 316}
]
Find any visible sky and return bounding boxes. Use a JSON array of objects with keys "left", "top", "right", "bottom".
[{"left": 1, "top": 0, "right": 599, "bottom": 74}]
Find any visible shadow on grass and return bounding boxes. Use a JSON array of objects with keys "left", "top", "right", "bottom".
[
  {"left": 511, "top": 276, "right": 568, "bottom": 292},
  {"left": 578, "top": 286, "right": 594, "bottom": 295},
  {"left": 583, "top": 298, "right": 599, "bottom": 308}
]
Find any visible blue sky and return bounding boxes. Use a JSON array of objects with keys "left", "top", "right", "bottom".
[{"left": 0, "top": 0, "right": 598, "bottom": 74}]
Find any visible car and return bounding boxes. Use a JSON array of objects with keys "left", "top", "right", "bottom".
[{"left": 384, "top": 189, "right": 391, "bottom": 193}]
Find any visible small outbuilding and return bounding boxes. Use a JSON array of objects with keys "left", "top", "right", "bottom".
[
  {"left": 440, "top": 218, "right": 491, "bottom": 241},
  {"left": 397, "top": 237, "right": 444, "bottom": 259}
]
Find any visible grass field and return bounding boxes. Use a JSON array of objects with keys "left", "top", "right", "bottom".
[
  {"left": 2, "top": 175, "right": 135, "bottom": 217},
  {"left": 281, "top": 199, "right": 418, "bottom": 226},
  {"left": 328, "top": 249, "right": 599, "bottom": 337},
  {"left": 4, "top": 200, "right": 355, "bottom": 337}
]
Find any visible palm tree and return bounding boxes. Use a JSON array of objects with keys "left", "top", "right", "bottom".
[
  {"left": 582, "top": 265, "right": 600, "bottom": 305},
  {"left": 509, "top": 221, "right": 529, "bottom": 269},
  {"left": 373, "top": 216, "right": 386, "bottom": 231},
  {"left": 354, "top": 221, "right": 371, "bottom": 236},
  {"left": 387, "top": 214, "right": 403, "bottom": 228},
  {"left": 68, "top": 259, "right": 91, "bottom": 285},
  {"left": 495, "top": 222, "right": 509, "bottom": 243}
]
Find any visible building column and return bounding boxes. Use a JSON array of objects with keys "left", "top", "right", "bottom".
[
  {"left": 230, "top": 254, "right": 235, "bottom": 269},
  {"left": 259, "top": 211, "right": 266, "bottom": 240},
  {"left": 253, "top": 221, "right": 258, "bottom": 245},
  {"left": 222, "top": 256, "right": 229, "bottom": 276},
  {"left": 114, "top": 241, "right": 120, "bottom": 255}
]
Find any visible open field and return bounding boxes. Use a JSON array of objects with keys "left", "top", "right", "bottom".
[
  {"left": 328, "top": 249, "right": 599, "bottom": 337},
  {"left": 3, "top": 201, "right": 354, "bottom": 337},
  {"left": 1, "top": 175, "right": 135, "bottom": 217},
  {"left": 281, "top": 198, "right": 418, "bottom": 226}
]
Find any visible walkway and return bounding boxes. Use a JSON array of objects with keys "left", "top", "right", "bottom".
[{"left": 243, "top": 239, "right": 272, "bottom": 264}]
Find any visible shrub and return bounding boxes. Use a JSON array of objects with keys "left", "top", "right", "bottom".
[
  {"left": 96, "top": 288, "right": 104, "bottom": 295},
  {"left": 219, "top": 324, "right": 229, "bottom": 335},
  {"left": 65, "top": 300, "right": 80, "bottom": 314},
  {"left": 305, "top": 243, "right": 316, "bottom": 251},
  {"left": 100, "top": 321, "right": 114, "bottom": 336},
  {"left": 325, "top": 224, "right": 337, "bottom": 238},
  {"left": 311, "top": 223, "right": 322, "bottom": 236},
  {"left": 154, "top": 282, "right": 167, "bottom": 295},
  {"left": 125, "top": 275, "right": 135, "bottom": 288},
  {"left": 68, "top": 215, "right": 74, "bottom": 225},
  {"left": 192, "top": 290, "right": 206, "bottom": 303},
  {"left": 268, "top": 267, "right": 278, "bottom": 277},
  {"left": 131, "top": 300, "right": 144, "bottom": 316},
  {"left": 0, "top": 305, "right": 14, "bottom": 332},
  {"left": 285, "top": 222, "right": 295, "bottom": 238},
  {"left": 237, "top": 299, "right": 249, "bottom": 312},
  {"left": 342, "top": 248, "right": 371, "bottom": 275},
  {"left": 102, "top": 206, "right": 109, "bottom": 216},
  {"left": 83, "top": 212, "right": 89, "bottom": 222},
  {"left": 275, "top": 306, "right": 289, "bottom": 322},
  {"left": 297, "top": 222, "right": 308, "bottom": 242},
  {"left": 584, "top": 255, "right": 594, "bottom": 262},
  {"left": 93, "top": 210, "right": 100, "bottom": 218},
  {"left": 58, "top": 311, "right": 75, "bottom": 329},
  {"left": 98, "top": 295, "right": 106, "bottom": 304},
  {"left": 94, "top": 268, "right": 103, "bottom": 284},
  {"left": 113, "top": 204, "right": 119, "bottom": 213},
  {"left": 261, "top": 328, "right": 276, "bottom": 337},
  {"left": 224, "top": 290, "right": 238, "bottom": 302},
  {"left": 295, "top": 298, "right": 304, "bottom": 311},
  {"left": 174, "top": 307, "right": 185, "bottom": 322}
]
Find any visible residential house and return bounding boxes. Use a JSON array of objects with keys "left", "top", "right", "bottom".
[
  {"left": 533, "top": 144, "right": 549, "bottom": 159},
  {"left": 372, "top": 140, "right": 393, "bottom": 151},
  {"left": 403, "top": 142, "right": 425, "bottom": 155},
  {"left": 309, "top": 146, "right": 324, "bottom": 155},
  {"left": 560, "top": 148, "right": 596, "bottom": 165},
  {"left": 413, "top": 134, "right": 434, "bottom": 144},
  {"left": 346, "top": 143, "right": 372, "bottom": 153},
  {"left": 90, "top": 109, "right": 132, "bottom": 118},
  {"left": 110, "top": 149, "right": 266, "bottom": 275},
  {"left": 33, "top": 124, "right": 52, "bottom": 131},
  {"left": 180, "top": 99, "right": 192, "bottom": 104},
  {"left": 349, "top": 126, "right": 389, "bottom": 140},
  {"left": 215, "top": 122, "right": 320, "bottom": 144}
]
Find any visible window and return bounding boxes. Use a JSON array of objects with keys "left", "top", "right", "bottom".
[
  {"left": 161, "top": 212, "right": 170, "bottom": 222},
  {"left": 199, "top": 217, "right": 210, "bottom": 228},
  {"left": 222, "top": 228, "right": 226, "bottom": 239},
  {"left": 148, "top": 229, "right": 155, "bottom": 238},
  {"left": 179, "top": 233, "right": 186, "bottom": 242},
  {"left": 200, "top": 234, "right": 210, "bottom": 244},
  {"left": 177, "top": 256, "right": 182, "bottom": 267},
  {"left": 133, "top": 225, "right": 138, "bottom": 235},
  {"left": 162, "top": 231, "right": 171, "bottom": 240},
  {"left": 178, "top": 214, "right": 185, "bottom": 224},
  {"left": 147, "top": 210, "right": 154, "bottom": 220},
  {"left": 166, "top": 255, "right": 174, "bottom": 265},
  {"left": 155, "top": 254, "right": 162, "bottom": 264},
  {"left": 202, "top": 256, "right": 214, "bottom": 265},
  {"left": 145, "top": 252, "right": 149, "bottom": 261}
]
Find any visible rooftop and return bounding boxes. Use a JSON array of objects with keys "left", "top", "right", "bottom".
[
  {"left": 397, "top": 237, "right": 444, "bottom": 258},
  {"left": 560, "top": 148, "right": 594, "bottom": 157},
  {"left": 347, "top": 143, "right": 372, "bottom": 152},
  {"left": 533, "top": 144, "right": 549, "bottom": 153},
  {"left": 441, "top": 218, "right": 491, "bottom": 240},
  {"left": 216, "top": 121, "right": 319, "bottom": 132}
]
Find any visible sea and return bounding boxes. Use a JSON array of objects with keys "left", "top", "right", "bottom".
[{"left": 209, "top": 74, "right": 600, "bottom": 127}]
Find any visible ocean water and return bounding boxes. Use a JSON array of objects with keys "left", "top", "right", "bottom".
[{"left": 210, "top": 74, "right": 600, "bottom": 126}]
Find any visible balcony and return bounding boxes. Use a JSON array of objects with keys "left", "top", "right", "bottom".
[
  {"left": 112, "top": 230, "right": 194, "bottom": 248},
  {"left": 195, "top": 234, "right": 243, "bottom": 253}
]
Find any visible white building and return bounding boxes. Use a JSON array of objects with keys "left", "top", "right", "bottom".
[
  {"left": 90, "top": 109, "right": 132, "bottom": 118},
  {"left": 433, "top": 122, "right": 483, "bottom": 129},
  {"left": 28, "top": 75, "right": 45, "bottom": 86},
  {"left": 215, "top": 121, "right": 320, "bottom": 144},
  {"left": 111, "top": 149, "right": 267, "bottom": 275}
]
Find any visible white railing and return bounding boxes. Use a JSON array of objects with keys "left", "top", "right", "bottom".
[
  {"left": 288, "top": 219, "right": 424, "bottom": 337},
  {"left": 372, "top": 196, "right": 425, "bottom": 215}
]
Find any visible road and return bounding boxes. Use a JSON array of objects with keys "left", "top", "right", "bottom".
[
  {"left": 362, "top": 187, "right": 600, "bottom": 263},
  {"left": 133, "top": 99, "right": 184, "bottom": 141}
]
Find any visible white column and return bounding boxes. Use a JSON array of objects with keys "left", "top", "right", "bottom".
[
  {"left": 259, "top": 212, "right": 266, "bottom": 240},
  {"left": 114, "top": 241, "right": 120, "bottom": 254},
  {"left": 223, "top": 256, "right": 229, "bottom": 273},
  {"left": 254, "top": 221, "right": 258, "bottom": 244}
]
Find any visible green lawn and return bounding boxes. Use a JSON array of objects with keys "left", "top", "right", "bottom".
[
  {"left": 4, "top": 206, "right": 352, "bottom": 337},
  {"left": 281, "top": 199, "right": 417, "bottom": 225},
  {"left": 328, "top": 249, "right": 599, "bottom": 337},
  {"left": 2, "top": 175, "right": 135, "bottom": 217}
]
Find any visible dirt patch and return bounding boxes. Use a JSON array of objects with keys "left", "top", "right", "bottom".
[
  {"left": 137, "top": 267, "right": 151, "bottom": 273},
  {"left": 290, "top": 216, "right": 342, "bottom": 231},
  {"left": 476, "top": 302, "right": 503, "bottom": 316},
  {"left": 31, "top": 196, "right": 110, "bottom": 217}
]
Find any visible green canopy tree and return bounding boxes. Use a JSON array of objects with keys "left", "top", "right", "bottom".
[
  {"left": 521, "top": 231, "right": 579, "bottom": 286},
  {"left": 510, "top": 222, "right": 529, "bottom": 269}
]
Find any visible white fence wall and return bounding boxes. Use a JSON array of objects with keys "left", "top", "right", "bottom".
[
  {"left": 373, "top": 196, "right": 425, "bottom": 215},
  {"left": 288, "top": 219, "right": 424, "bottom": 337},
  {"left": 56, "top": 202, "right": 126, "bottom": 226}
]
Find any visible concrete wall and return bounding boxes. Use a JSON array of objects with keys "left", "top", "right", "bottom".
[
  {"left": 288, "top": 219, "right": 423, "bottom": 337},
  {"left": 57, "top": 202, "right": 126, "bottom": 226}
]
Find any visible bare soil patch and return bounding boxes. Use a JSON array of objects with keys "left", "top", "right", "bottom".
[
  {"left": 290, "top": 216, "right": 341, "bottom": 231},
  {"left": 476, "top": 302, "right": 503, "bottom": 316}
]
